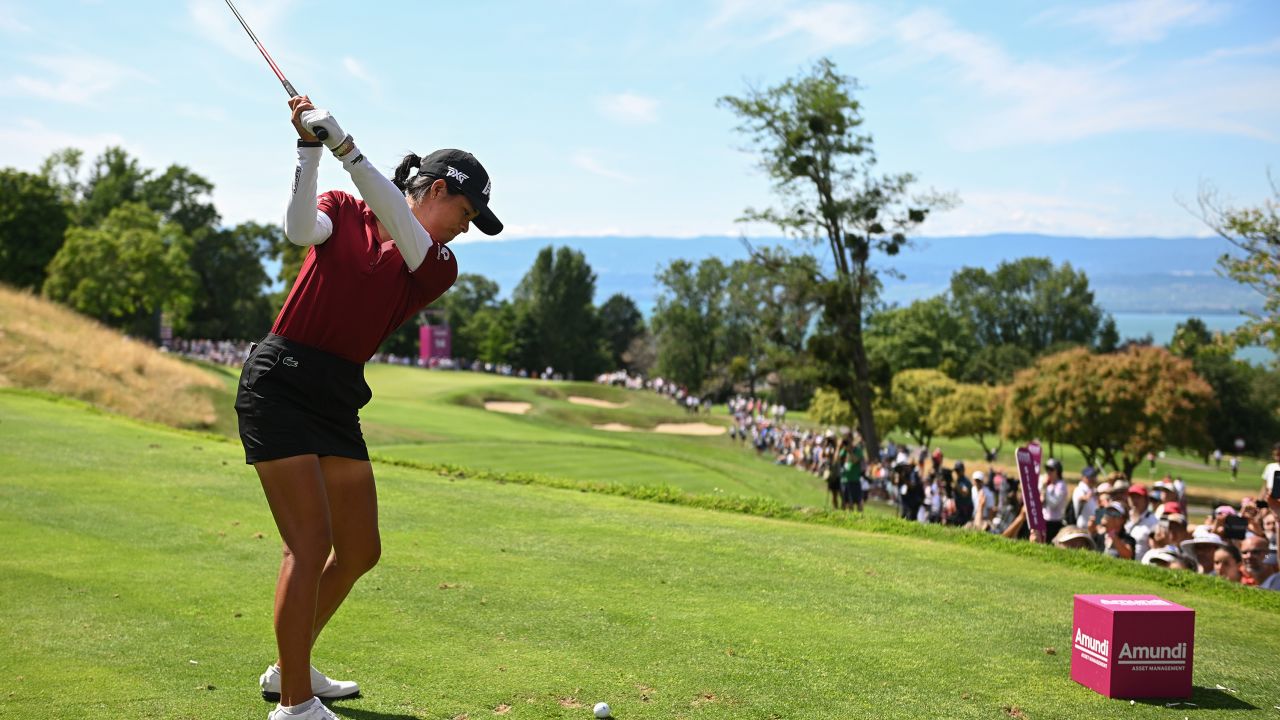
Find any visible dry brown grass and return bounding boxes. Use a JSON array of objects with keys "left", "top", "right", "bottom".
[{"left": 0, "top": 285, "right": 221, "bottom": 428}]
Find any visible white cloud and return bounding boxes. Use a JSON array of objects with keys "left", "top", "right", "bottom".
[
  {"left": 596, "top": 92, "right": 659, "bottom": 125},
  {"left": 765, "top": 2, "right": 880, "bottom": 48},
  {"left": 343, "top": 57, "right": 373, "bottom": 84},
  {"left": 1188, "top": 36, "right": 1280, "bottom": 64},
  {"left": 0, "top": 118, "right": 127, "bottom": 173},
  {"left": 570, "top": 151, "right": 633, "bottom": 182},
  {"left": 188, "top": 0, "right": 296, "bottom": 63},
  {"left": 923, "top": 188, "right": 1210, "bottom": 237},
  {"left": 7, "top": 55, "right": 142, "bottom": 105},
  {"left": 1042, "top": 0, "right": 1229, "bottom": 45},
  {"left": 705, "top": 0, "right": 879, "bottom": 49},
  {"left": 0, "top": 4, "right": 31, "bottom": 33},
  {"left": 890, "top": 8, "right": 1278, "bottom": 148}
]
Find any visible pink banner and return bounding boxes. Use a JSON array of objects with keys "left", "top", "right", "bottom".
[{"left": 1017, "top": 443, "right": 1047, "bottom": 541}]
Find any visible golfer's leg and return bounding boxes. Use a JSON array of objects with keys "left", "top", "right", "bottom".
[
  {"left": 257, "top": 455, "right": 331, "bottom": 707},
  {"left": 312, "top": 457, "right": 380, "bottom": 643}
]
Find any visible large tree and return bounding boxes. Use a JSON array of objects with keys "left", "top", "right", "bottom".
[
  {"left": 929, "top": 383, "right": 1006, "bottom": 460},
  {"left": 950, "top": 257, "right": 1105, "bottom": 356},
  {"left": 511, "top": 245, "right": 608, "bottom": 378},
  {"left": 0, "top": 169, "right": 69, "bottom": 290},
  {"left": 434, "top": 273, "right": 501, "bottom": 360},
  {"left": 42, "top": 202, "right": 197, "bottom": 340},
  {"left": 719, "top": 58, "right": 953, "bottom": 458},
  {"left": 651, "top": 257, "right": 730, "bottom": 390},
  {"left": 1195, "top": 177, "right": 1280, "bottom": 353},
  {"left": 598, "top": 293, "right": 645, "bottom": 371},
  {"left": 865, "top": 296, "right": 978, "bottom": 383},
  {"left": 185, "top": 222, "right": 279, "bottom": 339},
  {"left": 1003, "top": 346, "right": 1214, "bottom": 478},
  {"left": 1170, "top": 317, "right": 1280, "bottom": 456},
  {"left": 889, "top": 368, "right": 958, "bottom": 450}
]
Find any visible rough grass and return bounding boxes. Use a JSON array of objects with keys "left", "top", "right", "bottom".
[{"left": 0, "top": 285, "right": 222, "bottom": 429}]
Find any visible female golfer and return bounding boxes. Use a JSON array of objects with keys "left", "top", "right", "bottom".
[{"left": 237, "top": 95, "right": 502, "bottom": 720}]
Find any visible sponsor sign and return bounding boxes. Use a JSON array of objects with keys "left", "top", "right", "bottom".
[
  {"left": 1071, "top": 595, "right": 1194, "bottom": 699},
  {"left": 419, "top": 324, "right": 452, "bottom": 362},
  {"left": 1016, "top": 442, "right": 1047, "bottom": 541}
]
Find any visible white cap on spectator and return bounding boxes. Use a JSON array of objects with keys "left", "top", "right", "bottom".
[
  {"left": 1180, "top": 530, "right": 1227, "bottom": 554},
  {"left": 1142, "top": 546, "right": 1184, "bottom": 566},
  {"left": 972, "top": 470, "right": 985, "bottom": 481}
]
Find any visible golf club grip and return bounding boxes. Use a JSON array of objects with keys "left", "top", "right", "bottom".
[{"left": 314, "top": 127, "right": 329, "bottom": 141}]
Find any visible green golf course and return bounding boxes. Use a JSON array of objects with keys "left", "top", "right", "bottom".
[{"left": 2, "top": 360, "right": 1278, "bottom": 719}]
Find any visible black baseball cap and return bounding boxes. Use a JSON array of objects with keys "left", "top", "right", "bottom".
[{"left": 418, "top": 149, "right": 502, "bottom": 236}]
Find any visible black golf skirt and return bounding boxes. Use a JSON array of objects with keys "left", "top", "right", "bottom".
[{"left": 235, "top": 333, "right": 372, "bottom": 464}]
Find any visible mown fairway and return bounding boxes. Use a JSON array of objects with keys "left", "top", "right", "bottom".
[{"left": 2, "top": 388, "right": 1278, "bottom": 720}]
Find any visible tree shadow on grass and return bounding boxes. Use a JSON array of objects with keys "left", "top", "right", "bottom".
[
  {"left": 325, "top": 704, "right": 423, "bottom": 720},
  {"left": 1132, "top": 686, "right": 1257, "bottom": 711}
]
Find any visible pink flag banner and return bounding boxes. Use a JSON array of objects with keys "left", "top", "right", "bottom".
[{"left": 1016, "top": 443, "right": 1048, "bottom": 541}]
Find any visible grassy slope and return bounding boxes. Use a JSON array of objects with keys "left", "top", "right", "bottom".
[{"left": 2, "top": 391, "right": 1279, "bottom": 720}]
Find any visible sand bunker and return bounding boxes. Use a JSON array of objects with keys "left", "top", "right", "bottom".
[
  {"left": 569, "top": 395, "right": 628, "bottom": 409},
  {"left": 652, "top": 422, "right": 727, "bottom": 436},
  {"left": 484, "top": 401, "right": 532, "bottom": 414},
  {"left": 593, "top": 423, "right": 635, "bottom": 432}
]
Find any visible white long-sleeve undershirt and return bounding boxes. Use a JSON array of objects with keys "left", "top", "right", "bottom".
[
  {"left": 283, "top": 144, "right": 434, "bottom": 272},
  {"left": 283, "top": 145, "right": 332, "bottom": 247}
]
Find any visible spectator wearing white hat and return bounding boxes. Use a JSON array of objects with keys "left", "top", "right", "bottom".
[
  {"left": 1053, "top": 526, "right": 1096, "bottom": 551},
  {"left": 1072, "top": 466, "right": 1099, "bottom": 529},
  {"left": 1180, "top": 529, "right": 1228, "bottom": 574},
  {"left": 972, "top": 471, "right": 996, "bottom": 532},
  {"left": 1041, "top": 458, "right": 1070, "bottom": 541},
  {"left": 1141, "top": 546, "right": 1187, "bottom": 568}
]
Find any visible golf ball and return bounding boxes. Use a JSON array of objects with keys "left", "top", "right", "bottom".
[{"left": 593, "top": 701, "right": 611, "bottom": 718}]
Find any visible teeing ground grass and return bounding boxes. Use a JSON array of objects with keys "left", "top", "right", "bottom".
[{"left": 2, "top": 389, "right": 1278, "bottom": 720}]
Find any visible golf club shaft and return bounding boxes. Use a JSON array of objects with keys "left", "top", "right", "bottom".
[{"left": 223, "top": 0, "right": 327, "bottom": 140}]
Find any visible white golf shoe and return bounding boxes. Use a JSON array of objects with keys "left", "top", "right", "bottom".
[
  {"left": 260, "top": 663, "right": 360, "bottom": 702},
  {"left": 267, "top": 696, "right": 341, "bottom": 720}
]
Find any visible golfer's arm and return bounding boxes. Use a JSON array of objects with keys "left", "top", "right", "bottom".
[
  {"left": 338, "top": 152, "right": 431, "bottom": 272},
  {"left": 284, "top": 145, "right": 333, "bottom": 246}
]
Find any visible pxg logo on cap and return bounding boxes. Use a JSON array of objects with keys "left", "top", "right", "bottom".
[{"left": 419, "top": 149, "right": 502, "bottom": 236}]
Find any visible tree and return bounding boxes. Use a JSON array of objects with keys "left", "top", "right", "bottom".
[
  {"left": 43, "top": 202, "right": 197, "bottom": 340},
  {"left": 1195, "top": 176, "right": 1280, "bottom": 352},
  {"left": 651, "top": 257, "right": 730, "bottom": 390},
  {"left": 434, "top": 273, "right": 501, "bottom": 360},
  {"left": 865, "top": 296, "right": 978, "bottom": 381},
  {"left": 598, "top": 293, "right": 645, "bottom": 370},
  {"left": 468, "top": 302, "right": 519, "bottom": 365},
  {"left": 950, "top": 257, "right": 1104, "bottom": 356},
  {"left": 720, "top": 58, "right": 953, "bottom": 459},
  {"left": 511, "top": 245, "right": 608, "bottom": 378},
  {"left": 930, "top": 383, "right": 1006, "bottom": 459},
  {"left": 889, "top": 368, "right": 957, "bottom": 450},
  {"left": 809, "top": 386, "right": 855, "bottom": 427},
  {"left": 0, "top": 169, "right": 70, "bottom": 290},
  {"left": 1003, "top": 346, "right": 1214, "bottom": 478},
  {"left": 1170, "top": 317, "right": 1280, "bottom": 455},
  {"left": 143, "top": 165, "right": 219, "bottom": 237},
  {"left": 185, "top": 222, "right": 279, "bottom": 339},
  {"left": 77, "top": 147, "right": 150, "bottom": 228}
]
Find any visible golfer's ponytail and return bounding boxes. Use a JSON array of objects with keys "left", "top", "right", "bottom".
[{"left": 392, "top": 153, "right": 422, "bottom": 194}]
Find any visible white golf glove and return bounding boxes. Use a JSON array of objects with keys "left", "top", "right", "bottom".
[{"left": 300, "top": 108, "right": 354, "bottom": 156}]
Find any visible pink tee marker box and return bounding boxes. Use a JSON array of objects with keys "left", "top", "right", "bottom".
[{"left": 1071, "top": 595, "right": 1195, "bottom": 699}]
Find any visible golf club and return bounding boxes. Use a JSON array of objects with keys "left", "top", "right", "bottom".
[{"left": 222, "top": 0, "right": 328, "bottom": 141}]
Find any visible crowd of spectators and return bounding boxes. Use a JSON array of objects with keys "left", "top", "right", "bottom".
[{"left": 165, "top": 338, "right": 254, "bottom": 366}]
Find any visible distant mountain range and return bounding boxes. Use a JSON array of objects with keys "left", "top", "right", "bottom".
[{"left": 452, "top": 233, "right": 1260, "bottom": 316}]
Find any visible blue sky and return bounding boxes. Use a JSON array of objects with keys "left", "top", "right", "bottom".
[{"left": 1, "top": 0, "right": 1277, "bottom": 241}]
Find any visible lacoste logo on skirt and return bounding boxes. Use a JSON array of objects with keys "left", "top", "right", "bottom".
[{"left": 282, "top": 356, "right": 299, "bottom": 368}]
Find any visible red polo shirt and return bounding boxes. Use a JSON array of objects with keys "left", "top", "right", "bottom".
[{"left": 271, "top": 190, "right": 457, "bottom": 363}]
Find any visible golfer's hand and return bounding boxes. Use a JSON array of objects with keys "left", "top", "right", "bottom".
[
  {"left": 289, "top": 95, "right": 320, "bottom": 143},
  {"left": 300, "top": 107, "right": 349, "bottom": 153}
]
